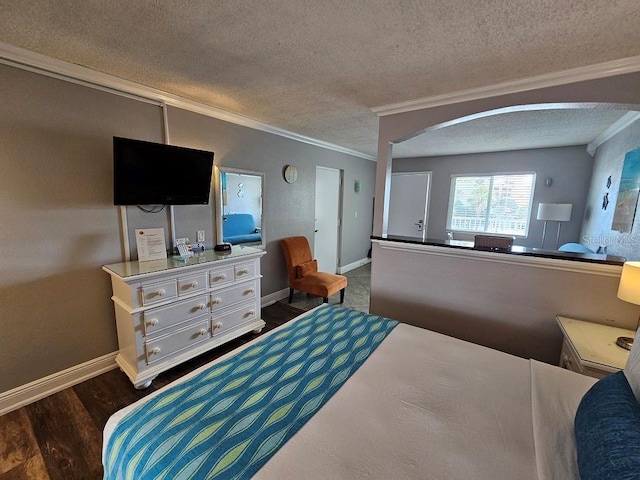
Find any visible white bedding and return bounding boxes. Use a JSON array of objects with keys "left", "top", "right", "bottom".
[{"left": 104, "top": 309, "right": 597, "bottom": 479}]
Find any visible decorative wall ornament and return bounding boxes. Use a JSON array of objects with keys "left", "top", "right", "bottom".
[
  {"left": 612, "top": 148, "right": 640, "bottom": 232},
  {"left": 602, "top": 192, "right": 609, "bottom": 210},
  {"left": 607, "top": 175, "right": 612, "bottom": 189},
  {"left": 283, "top": 165, "right": 298, "bottom": 184}
]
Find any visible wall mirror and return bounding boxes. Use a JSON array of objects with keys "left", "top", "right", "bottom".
[{"left": 214, "top": 166, "right": 265, "bottom": 249}]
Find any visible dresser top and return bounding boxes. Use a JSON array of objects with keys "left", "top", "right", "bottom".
[
  {"left": 103, "top": 246, "right": 265, "bottom": 279},
  {"left": 556, "top": 316, "right": 636, "bottom": 371}
]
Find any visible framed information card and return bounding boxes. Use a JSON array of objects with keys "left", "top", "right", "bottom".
[{"left": 135, "top": 228, "right": 167, "bottom": 262}]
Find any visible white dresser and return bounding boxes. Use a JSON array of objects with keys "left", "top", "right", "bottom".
[{"left": 103, "top": 246, "right": 266, "bottom": 388}]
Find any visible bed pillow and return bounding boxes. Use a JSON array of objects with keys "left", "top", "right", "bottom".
[
  {"left": 296, "top": 260, "right": 317, "bottom": 278},
  {"left": 624, "top": 325, "right": 640, "bottom": 404},
  {"left": 574, "top": 371, "right": 640, "bottom": 480}
]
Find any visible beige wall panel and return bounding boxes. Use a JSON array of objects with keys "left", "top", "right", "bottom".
[
  {"left": 370, "top": 242, "right": 640, "bottom": 365},
  {"left": 0, "top": 64, "right": 163, "bottom": 392}
]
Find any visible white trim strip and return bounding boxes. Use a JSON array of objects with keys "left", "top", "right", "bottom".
[
  {"left": 0, "top": 41, "right": 375, "bottom": 161},
  {"left": 587, "top": 111, "right": 640, "bottom": 156},
  {"left": 0, "top": 352, "right": 118, "bottom": 416},
  {"left": 371, "top": 56, "right": 640, "bottom": 116},
  {"left": 261, "top": 288, "right": 290, "bottom": 307},
  {"left": 337, "top": 257, "right": 371, "bottom": 274},
  {"left": 372, "top": 239, "right": 622, "bottom": 277}
]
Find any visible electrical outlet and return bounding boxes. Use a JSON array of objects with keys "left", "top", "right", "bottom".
[{"left": 196, "top": 230, "right": 205, "bottom": 242}]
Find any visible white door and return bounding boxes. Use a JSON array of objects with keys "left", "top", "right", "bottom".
[
  {"left": 388, "top": 172, "right": 431, "bottom": 239},
  {"left": 314, "top": 166, "right": 341, "bottom": 273}
]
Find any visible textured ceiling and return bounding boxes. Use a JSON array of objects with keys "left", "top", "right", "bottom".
[
  {"left": 395, "top": 108, "right": 630, "bottom": 158},
  {"left": 0, "top": 1, "right": 639, "bottom": 157}
]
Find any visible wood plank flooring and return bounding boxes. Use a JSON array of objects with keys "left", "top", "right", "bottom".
[{"left": 0, "top": 302, "right": 304, "bottom": 480}]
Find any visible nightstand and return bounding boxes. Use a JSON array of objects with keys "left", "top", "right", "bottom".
[{"left": 556, "top": 316, "right": 635, "bottom": 379}]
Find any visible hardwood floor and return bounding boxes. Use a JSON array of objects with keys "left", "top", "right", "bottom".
[{"left": 0, "top": 302, "right": 304, "bottom": 480}]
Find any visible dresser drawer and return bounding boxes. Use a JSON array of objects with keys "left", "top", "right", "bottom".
[
  {"left": 234, "top": 262, "right": 256, "bottom": 281},
  {"left": 144, "top": 318, "right": 210, "bottom": 364},
  {"left": 209, "top": 266, "right": 234, "bottom": 288},
  {"left": 143, "top": 294, "right": 209, "bottom": 336},
  {"left": 210, "top": 280, "right": 257, "bottom": 311},
  {"left": 177, "top": 273, "right": 207, "bottom": 296},
  {"left": 141, "top": 279, "right": 178, "bottom": 306},
  {"left": 211, "top": 302, "right": 258, "bottom": 337}
]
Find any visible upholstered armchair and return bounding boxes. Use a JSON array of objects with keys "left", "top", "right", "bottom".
[{"left": 280, "top": 236, "right": 347, "bottom": 303}]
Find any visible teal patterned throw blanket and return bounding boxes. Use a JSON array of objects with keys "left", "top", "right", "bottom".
[{"left": 104, "top": 305, "right": 398, "bottom": 479}]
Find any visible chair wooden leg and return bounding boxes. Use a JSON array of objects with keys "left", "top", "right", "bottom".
[
  {"left": 288, "top": 288, "right": 294, "bottom": 303},
  {"left": 340, "top": 288, "right": 345, "bottom": 303},
  {"left": 323, "top": 297, "right": 328, "bottom": 303}
]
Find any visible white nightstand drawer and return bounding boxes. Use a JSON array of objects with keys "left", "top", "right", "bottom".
[
  {"left": 209, "top": 266, "right": 235, "bottom": 288},
  {"left": 211, "top": 302, "right": 258, "bottom": 337},
  {"left": 143, "top": 294, "right": 209, "bottom": 336},
  {"left": 144, "top": 318, "right": 210, "bottom": 364},
  {"left": 560, "top": 339, "right": 584, "bottom": 374},
  {"left": 141, "top": 280, "right": 178, "bottom": 306},
  {"left": 234, "top": 262, "right": 256, "bottom": 281},
  {"left": 177, "top": 273, "right": 207, "bottom": 296},
  {"left": 210, "top": 281, "right": 257, "bottom": 311}
]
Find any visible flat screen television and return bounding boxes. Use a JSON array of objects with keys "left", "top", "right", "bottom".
[{"left": 113, "top": 137, "right": 214, "bottom": 205}]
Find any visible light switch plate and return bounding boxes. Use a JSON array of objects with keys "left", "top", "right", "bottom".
[{"left": 196, "top": 230, "right": 205, "bottom": 242}]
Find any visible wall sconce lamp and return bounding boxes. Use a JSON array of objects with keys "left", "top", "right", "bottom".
[
  {"left": 616, "top": 261, "right": 640, "bottom": 350},
  {"left": 537, "top": 203, "right": 572, "bottom": 249}
]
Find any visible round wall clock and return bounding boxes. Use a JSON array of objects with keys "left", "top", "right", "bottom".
[{"left": 283, "top": 165, "right": 298, "bottom": 184}]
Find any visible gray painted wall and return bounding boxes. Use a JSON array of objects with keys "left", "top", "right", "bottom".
[
  {"left": 393, "top": 146, "right": 593, "bottom": 248},
  {"left": 0, "top": 63, "right": 375, "bottom": 393},
  {"left": 581, "top": 120, "right": 640, "bottom": 259}
]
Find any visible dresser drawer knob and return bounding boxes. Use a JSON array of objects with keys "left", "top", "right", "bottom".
[
  {"left": 245, "top": 288, "right": 255, "bottom": 295},
  {"left": 190, "top": 281, "right": 199, "bottom": 288},
  {"left": 147, "top": 319, "right": 159, "bottom": 327},
  {"left": 155, "top": 289, "right": 165, "bottom": 297},
  {"left": 245, "top": 310, "right": 256, "bottom": 317},
  {"left": 213, "top": 322, "right": 223, "bottom": 330},
  {"left": 198, "top": 328, "right": 208, "bottom": 336},
  {"left": 238, "top": 269, "right": 250, "bottom": 275},
  {"left": 211, "top": 298, "right": 222, "bottom": 305},
  {"left": 197, "top": 303, "right": 206, "bottom": 310},
  {"left": 150, "top": 347, "right": 161, "bottom": 355},
  {"left": 213, "top": 274, "right": 227, "bottom": 281}
]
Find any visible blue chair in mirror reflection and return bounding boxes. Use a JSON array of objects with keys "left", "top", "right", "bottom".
[
  {"left": 222, "top": 213, "right": 262, "bottom": 244},
  {"left": 558, "top": 243, "right": 594, "bottom": 254}
]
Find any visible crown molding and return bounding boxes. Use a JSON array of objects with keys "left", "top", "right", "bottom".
[
  {"left": 0, "top": 41, "right": 375, "bottom": 161},
  {"left": 587, "top": 111, "right": 640, "bottom": 156},
  {"left": 371, "top": 56, "right": 640, "bottom": 116}
]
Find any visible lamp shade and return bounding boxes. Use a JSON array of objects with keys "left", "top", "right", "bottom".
[
  {"left": 617, "top": 261, "right": 640, "bottom": 305},
  {"left": 537, "top": 203, "right": 572, "bottom": 222}
]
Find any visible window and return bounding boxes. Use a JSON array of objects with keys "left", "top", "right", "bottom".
[{"left": 447, "top": 173, "right": 536, "bottom": 237}]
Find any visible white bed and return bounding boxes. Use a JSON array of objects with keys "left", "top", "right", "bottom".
[{"left": 103, "top": 305, "right": 607, "bottom": 479}]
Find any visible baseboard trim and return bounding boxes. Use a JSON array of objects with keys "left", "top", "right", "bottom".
[
  {"left": 338, "top": 257, "right": 371, "bottom": 274},
  {"left": 261, "top": 288, "right": 290, "bottom": 307},
  {"left": 0, "top": 352, "right": 118, "bottom": 416}
]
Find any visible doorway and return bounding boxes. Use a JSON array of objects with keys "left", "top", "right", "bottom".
[
  {"left": 388, "top": 171, "right": 432, "bottom": 239},
  {"left": 314, "top": 166, "right": 342, "bottom": 273}
]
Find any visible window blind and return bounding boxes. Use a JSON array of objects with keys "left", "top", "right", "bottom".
[{"left": 447, "top": 173, "right": 536, "bottom": 236}]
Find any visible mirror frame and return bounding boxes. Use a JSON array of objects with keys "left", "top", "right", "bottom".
[{"left": 214, "top": 166, "right": 266, "bottom": 249}]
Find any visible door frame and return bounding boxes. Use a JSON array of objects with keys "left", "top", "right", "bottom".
[{"left": 314, "top": 166, "right": 343, "bottom": 272}]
